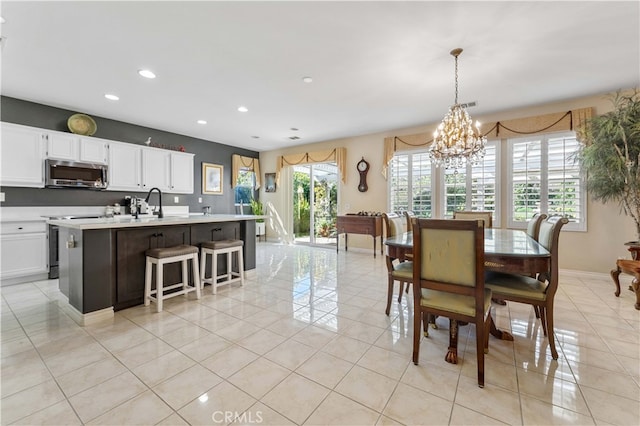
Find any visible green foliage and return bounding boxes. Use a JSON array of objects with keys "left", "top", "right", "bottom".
[
  {"left": 578, "top": 90, "right": 640, "bottom": 236},
  {"left": 250, "top": 198, "right": 264, "bottom": 223}
]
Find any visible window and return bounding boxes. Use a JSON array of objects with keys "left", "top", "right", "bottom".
[
  {"left": 234, "top": 169, "right": 255, "bottom": 205},
  {"left": 508, "top": 132, "right": 585, "bottom": 231},
  {"left": 388, "top": 141, "right": 498, "bottom": 221},
  {"left": 388, "top": 152, "right": 432, "bottom": 217}
]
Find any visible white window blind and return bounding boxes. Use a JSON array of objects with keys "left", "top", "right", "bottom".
[
  {"left": 508, "top": 132, "right": 585, "bottom": 231},
  {"left": 389, "top": 154, "right": 409, "bottom": 213},
  {"left": 389, "top": 142, "right": 498, "bottom": 221},
  {"left": 411, "top": 153, "right": 433, "bottom": 218}
]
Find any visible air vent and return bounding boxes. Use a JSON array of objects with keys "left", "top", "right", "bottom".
[
  {"left": 460, "top": 101, "right": 477, "bottom": 108},
  {"left": 289, "top": 136, "right": 301, "bottom": 140}
]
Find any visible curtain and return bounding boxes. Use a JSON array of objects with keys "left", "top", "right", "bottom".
[
  {"left": 275, "top": 147, "right": 347, "bottom": 184},
  {"left": 382, "top": 107, "right": 592, "bottom": 178},
  {"left": 231, "top": 154, "right": 261, "bottom": 189}
]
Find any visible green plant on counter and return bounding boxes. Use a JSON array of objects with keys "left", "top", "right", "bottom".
[{"left": 250, "top": 198, "right": 265, "bottom": 223}]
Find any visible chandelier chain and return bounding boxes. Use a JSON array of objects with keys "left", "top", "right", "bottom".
[{"left": 454, "top": 54, "right": 459, "bottom": 105}]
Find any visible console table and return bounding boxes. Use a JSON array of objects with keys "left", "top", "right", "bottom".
[{"left": 336, "top": 215, "right": 382, "bottom": 258}]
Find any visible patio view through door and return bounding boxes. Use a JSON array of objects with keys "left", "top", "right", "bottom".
[{"left": 293, "top": 163, "right": 338, "bottom": 246}]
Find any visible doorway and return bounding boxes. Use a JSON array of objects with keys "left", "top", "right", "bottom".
[{"left": 293, "top": 163, "right": 338, "bottom": 246}]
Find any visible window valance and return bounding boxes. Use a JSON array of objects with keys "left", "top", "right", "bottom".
[
  {"left": 276, "top": 148, "right": 347, "bottom": 184},
  {"left": 382, "top": 107, "right": 592, "bottom": 178},
  {"left": 232, "top": 154, "right": 261, "bottom": 189}
]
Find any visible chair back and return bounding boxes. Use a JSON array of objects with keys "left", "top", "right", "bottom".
[
  {"left": 412, "top": 218, "right": 485, "bottom": 305},
  {"left": 526, "top": 213, "right": 548, "bottom": 241},
  {"left": 452, "top": 210, "right": 493, "bottom": 228},
  {"left": 404, "top": 211, "right": 416, "bottom": 232},
  {"left": 536, "top": 216, "right": 568, "bottom": 297},
  {"left": 382, "top": 212, "right": 407, "bottom": 238}
]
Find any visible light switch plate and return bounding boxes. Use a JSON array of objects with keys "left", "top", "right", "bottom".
[
  {"left": 198, "top": 197, "right": 202, "bottom": 203},
  {"left": 173, "top": 196, "right": 179, "bottom": 203},
  {"left": 0, "top": 192, "right": 5, "bottom": 202}
]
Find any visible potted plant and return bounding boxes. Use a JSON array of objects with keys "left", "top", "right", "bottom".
[
  {"left": 578, "top": 90, "right": 640, "bottom": 238},
  {"left": 250, "top": 198, "right": 266, "bottom": 238}
]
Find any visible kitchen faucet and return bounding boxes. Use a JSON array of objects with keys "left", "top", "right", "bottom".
[{"left": 145, "top": 187, "right": 164, "bottom": 218}]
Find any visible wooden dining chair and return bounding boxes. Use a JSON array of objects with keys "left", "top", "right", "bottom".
[
  {"left": 412, "top": 218, "right": 492, "bottom": 388},
  {"left": 526, "top": 213, "right": 548, "bottom": 242},
  {"left": 453, "top": 210, "right": 493, "bottom": 228},
  {"left": 484, "top": 216, "right": 568, "bottom": 359},
  {"left": 404, "top": 210, "right": 416, "bottom": 232},
  {"left": 382, "top": 213, "right": 413, "bottom": 315}
]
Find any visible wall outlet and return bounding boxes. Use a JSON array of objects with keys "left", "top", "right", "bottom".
[
  {"left": 0, "top": 192, "right": 4, "bottom": 202},
  {"left": 344, "top": 203, "right": 350, "bottom": 211},
  {"left": 198, "top": 197, "right": 202, "bottom": 203},
  {"left": 173, "top": 196, "right": 179, "bottom": 203}
]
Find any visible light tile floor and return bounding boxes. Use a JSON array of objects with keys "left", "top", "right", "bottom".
[{"left": 1, "top": 243, "right": 639, "bottom": 425}]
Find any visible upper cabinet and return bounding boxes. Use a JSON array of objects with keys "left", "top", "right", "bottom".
[
  {"left": 108, "top": 141, "right": 142, "bottom": 191},
  {"left": 45, "top": 132, "right": 78, "bottom": 161},
  {"left": 141, "top": 148, "right": 194, "bottom": 194},
  {"left": 142, "top": 147, "right": 171, "bottom": 192},
  {"left": 45, "top": 131, "right": 108, "bottom": 164},
  {"left": 0, "top": 122, "right": 45, "bottom": 187},
  {"left": 170, "top": 152, "right": 194, "bottom": 194},
  {"left": 1, "top": 122, "right": 195, "bottom": 194},
  {"left": 79, "top": 137, "right": 109, "bottom": 164}
]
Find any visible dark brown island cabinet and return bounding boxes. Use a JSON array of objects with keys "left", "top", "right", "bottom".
[{"left": 53, "top": 216, "right": 257, "bottom": 317}]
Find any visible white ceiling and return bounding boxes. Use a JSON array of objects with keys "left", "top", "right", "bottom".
[{"left": 1, "top": 1, "right": 638, "bottom": 152}]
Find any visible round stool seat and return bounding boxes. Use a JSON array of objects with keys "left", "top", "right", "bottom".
[{"left": 201, "top": 239, "right": 244, "bottom": 250}]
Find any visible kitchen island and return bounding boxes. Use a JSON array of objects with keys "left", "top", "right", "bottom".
[{"left": 48, "top": 214, "right": 262, "bottom": 324}]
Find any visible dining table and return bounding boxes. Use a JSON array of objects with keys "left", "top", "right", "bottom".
[{"left": 384, "top": 228, "right": 551, "bottom": 364}]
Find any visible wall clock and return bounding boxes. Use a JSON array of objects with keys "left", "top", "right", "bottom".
[{"left": 357, "top": 157, "right": 369, "bottom": 192}]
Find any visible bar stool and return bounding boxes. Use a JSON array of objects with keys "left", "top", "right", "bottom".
[
  {"left": 144, "top": 244, "right": 201, "bottom": 312},
  {"left": 200, "top": 240, "right": 244, "bottom": 294}
]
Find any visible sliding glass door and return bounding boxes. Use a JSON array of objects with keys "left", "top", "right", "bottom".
[{"left": 292, "top": 163, "right": 338, "bottom": 246}]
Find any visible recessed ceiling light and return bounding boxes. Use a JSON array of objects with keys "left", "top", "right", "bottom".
[
  {"left": 138, "top": 69, "right": 156, "bottom": 79},
  {"left": 302, "top": 76, "right": 313, "bottom": 83},
  {"left": 237, "top": 106, "right": 248, "bottom": 112},
  {"left": 104, "top": 94, "right": 119, "bottom": 101},
  {"left": 197, "top": 120, "right": 207, "bottom": 125}
]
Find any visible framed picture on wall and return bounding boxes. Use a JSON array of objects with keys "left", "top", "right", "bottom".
[
  {"left": 265, "top": 173, "right": 276, "bottom": 192},
  {"left": 203, "top": 163, "right": 223, "bottom": 195}
]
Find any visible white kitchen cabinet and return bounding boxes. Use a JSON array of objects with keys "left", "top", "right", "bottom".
[
  {"left": 0, "top": 220, "right": 48, "bottom": 281},
  {"left": 142, "top": 147, "right": 171, "bottom": 192},
  {"left": 108, "top": 141, "right": 142, "bottom": 191},
  {"left": 79, "top": 137, "right": 109, "bottom": 164},
  {"left": 0, "top": 122, "right": 45, "bottom": 187},
  {"left": 46, "top": 131, "right": 79, "bottom": 160},
  {"left": 169, "top": 152, "right": 194, "bottom": 193}
]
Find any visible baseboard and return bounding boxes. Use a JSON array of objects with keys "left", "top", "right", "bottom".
[{"left": 59, "top": 297, "right": 114, "bottom": 326}]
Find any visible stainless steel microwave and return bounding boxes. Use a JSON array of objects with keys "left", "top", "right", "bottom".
[{"left": 45, "top": 159, "right": 108, "bottom": 189}]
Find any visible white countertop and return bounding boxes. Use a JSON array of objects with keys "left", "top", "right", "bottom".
[{"left": 47, "top": 214, "right": 264, "bottom": 230}]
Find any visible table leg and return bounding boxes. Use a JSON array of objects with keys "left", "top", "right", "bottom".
[
  {"left": 489, "top": 316, "right": 514, "bottom": 341},
  {"left": 610, "top": 266, "right": 622, "bottom": 297},
  {"left": 445, "top": 319, "right": 458, "bottom": 364},
  {"left": 345, "top": 234, "right": 348, "bottom": 251},
  {"left": 633, "top": 278, "right": 640, "bottom": 310},
  {"left": 373, "top": 235, "right": 376, "bottom": 258}
]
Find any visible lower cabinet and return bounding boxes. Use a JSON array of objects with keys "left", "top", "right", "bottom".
[
  {"left": 115, "top": 226, "right": 190, "bottom": 310},
  {"left": 0, "top": 221, "right": 48, "bottom": 281},
  {"left": 191, "top": 222, "right": 240, "bottom": 278}
]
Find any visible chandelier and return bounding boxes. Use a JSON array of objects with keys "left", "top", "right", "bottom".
[{"left": 429, "top": 48, "right": 486, "bottom": 169}]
